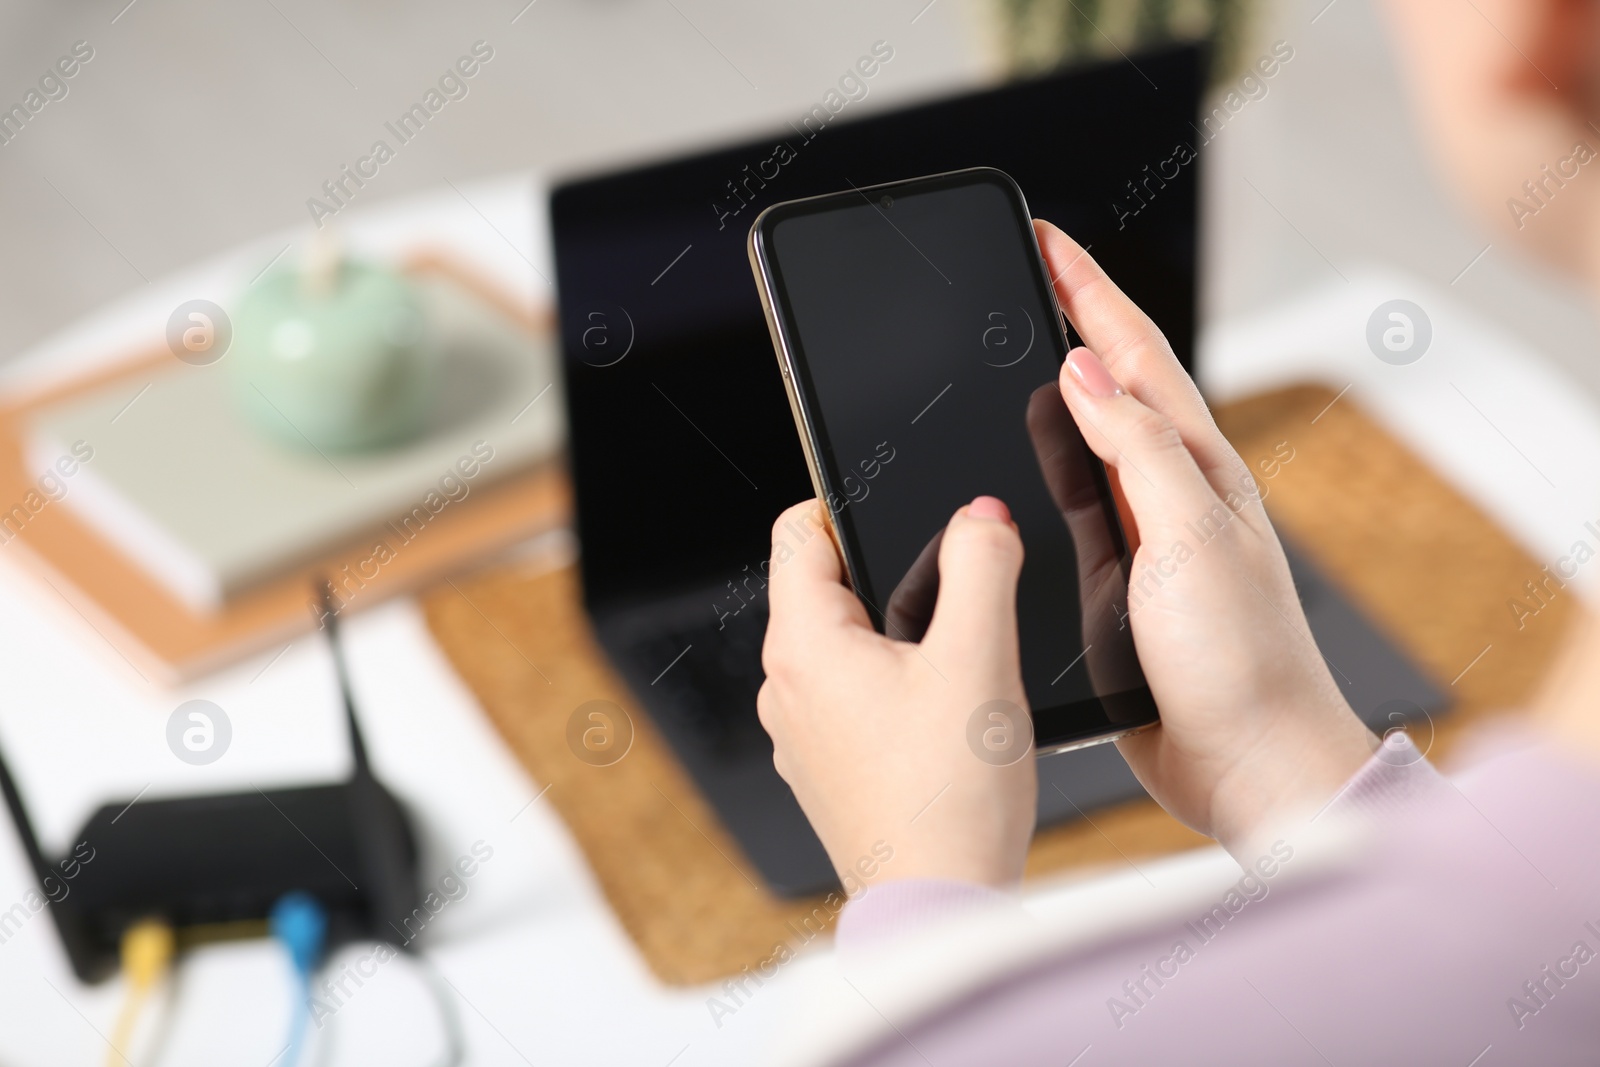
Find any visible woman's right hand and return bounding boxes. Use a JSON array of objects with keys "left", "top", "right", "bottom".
[{"left": 1036, "top": 220, "right": 1377, "bottom": 858}]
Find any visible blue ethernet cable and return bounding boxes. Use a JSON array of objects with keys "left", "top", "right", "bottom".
[{"left": 269, "top": 892, "right": 328, "bottom": 1067}]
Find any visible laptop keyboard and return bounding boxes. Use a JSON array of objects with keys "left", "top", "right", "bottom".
[{"left": 624, "top": 601, "right": 770, "bottom": 757}]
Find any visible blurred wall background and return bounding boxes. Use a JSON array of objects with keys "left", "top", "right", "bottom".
[{"left": 1, "top": 0, "right": 1596, "bottom": 394}]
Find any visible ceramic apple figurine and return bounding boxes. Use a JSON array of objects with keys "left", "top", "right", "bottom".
[{"left": 230, "top": 239, "right": 436, "bottom": 453}]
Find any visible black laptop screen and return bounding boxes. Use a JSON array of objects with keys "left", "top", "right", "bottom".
[{"left": 551, "top": 45, "right": 1203, "bottom": 612}]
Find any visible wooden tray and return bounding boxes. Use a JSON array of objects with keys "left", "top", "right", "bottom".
[
  {"left": 0, "top": 255, "right": 568, "bottom": 684},
  {"left": 420, "top": 383, "right": 1578, "bottom": 985}
]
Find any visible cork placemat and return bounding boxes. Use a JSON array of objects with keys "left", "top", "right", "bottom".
[
  {"left": 1213, "top": 384, "right": 1577, "bottom": 748},
  {"left": 420, "top": 383, "right": 1578, "bottom": 986}
]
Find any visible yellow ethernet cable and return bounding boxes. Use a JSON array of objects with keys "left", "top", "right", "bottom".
[{"left": 106, "top": 918, "right": 175, "bottom": 1067}]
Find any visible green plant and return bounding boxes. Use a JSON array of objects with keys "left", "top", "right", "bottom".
[{"left": 998, "top": 0, "right": 1252, "bottom": 82}]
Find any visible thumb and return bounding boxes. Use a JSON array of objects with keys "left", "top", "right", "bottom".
[{"left": 922, "top": 497, "right": 1024, "bottom": 668}]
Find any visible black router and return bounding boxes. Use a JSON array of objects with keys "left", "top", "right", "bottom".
[{"left": 0, "top": 584, "right": 420, "bottom": 982}]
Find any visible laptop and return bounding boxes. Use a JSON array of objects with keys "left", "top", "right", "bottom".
[{"left": 549, "top": 43, "right": 1443, "bottom": 896}]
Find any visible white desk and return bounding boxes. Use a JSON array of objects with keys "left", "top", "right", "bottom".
[{"left": 0, "top": 174, "right": 1595, "bottom": 1066}]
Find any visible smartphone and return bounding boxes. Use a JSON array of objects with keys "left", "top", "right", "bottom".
[{"left": 748, "top": 167, "right": 1159, "bottom": 754}]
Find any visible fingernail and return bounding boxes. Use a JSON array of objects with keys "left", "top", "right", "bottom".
[
  {"left": 968, "top": 495, "right": 1011, "bottom": 522},
  {"left": 1066, "top": 348, "right": 1124, "bottom": 399}
]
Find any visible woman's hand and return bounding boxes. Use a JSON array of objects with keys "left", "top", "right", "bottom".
[
  {"left": 1036, "top": 220, "right": 1375, "bottom": 855},
  {"left": 756, "top": 220, "right": 1378, "bottom": 890},
  {"left": 758, "top": 497, "right": 1037, "bottom": 889}
]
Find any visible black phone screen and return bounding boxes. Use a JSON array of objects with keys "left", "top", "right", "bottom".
[{"left": 754, "top": 168, "right": 1158, "bottom": 748}]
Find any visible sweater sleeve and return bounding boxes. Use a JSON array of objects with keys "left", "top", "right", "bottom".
[
  {"left": 836, "top": 878, "right": 1017, "bottom": 958},
  {"left": 1327, "top": 729, "right": 1450, "bottom": 819},
  {"left": 829, "top": 735, "right": 1600, "bottom": 1067}
]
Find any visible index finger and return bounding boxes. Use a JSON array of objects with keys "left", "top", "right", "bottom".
[
  {"left": 1034, "top": 219, "right": 1247, "bottom": 486},
  {"left": 1034, "top": 219, "right": 1209, "bottom": 421}
]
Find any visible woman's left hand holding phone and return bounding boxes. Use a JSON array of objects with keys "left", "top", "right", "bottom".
[{"left": 757, "top": 495, "right": 1038, "bottom": 890}]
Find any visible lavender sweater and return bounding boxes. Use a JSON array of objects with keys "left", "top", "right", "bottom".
[{"left": 828, "top": 732, "right": 1600, "bottom": 1066}]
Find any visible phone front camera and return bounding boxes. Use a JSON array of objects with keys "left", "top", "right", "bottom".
[{"left": 879, "top": 195, "right": 893, "bottom": 209}]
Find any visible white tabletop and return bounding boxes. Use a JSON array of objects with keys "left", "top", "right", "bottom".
[{"left": 0, "top": 173, "right": 1595, "bottom": 1066}]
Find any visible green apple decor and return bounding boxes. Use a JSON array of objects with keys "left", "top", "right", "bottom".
[{"left": 230, "top": 246, "right": 436, "bottom": 453}]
